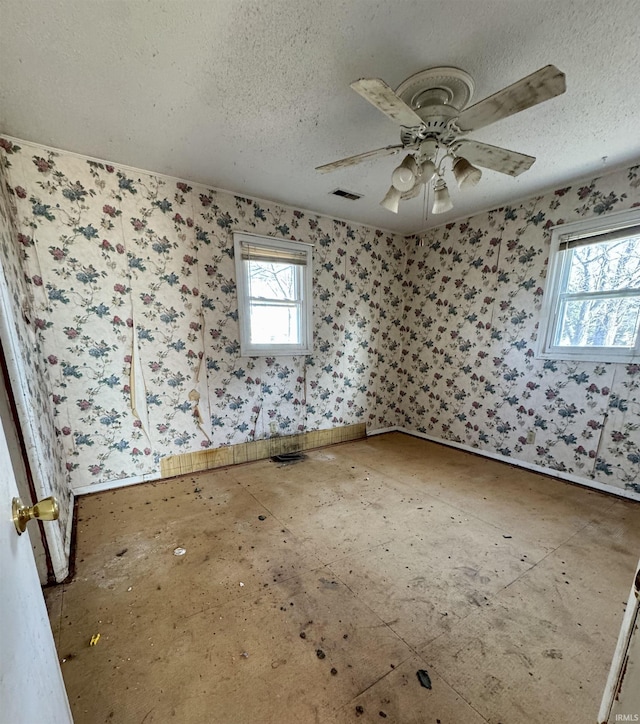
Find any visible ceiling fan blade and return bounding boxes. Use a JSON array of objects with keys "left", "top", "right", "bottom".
[
  {"left": 456, "top": 65, "right": 566, "bottom": 133},
  {"left": 453, "top": 139, "right": 535, "bottom": 177},
  {"left": 315, "top": 144, "right": 403, "bottom": 173},
  {"left": 350, "top": 78, "right": 424, "bottom": 127}
]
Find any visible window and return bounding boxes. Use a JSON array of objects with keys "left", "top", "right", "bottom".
[
  {"left": 234, "top": 232, "right": 313, "bottom": 356},
  {"left": 538, "top": 209, "right": 640, "bottom": 362}
]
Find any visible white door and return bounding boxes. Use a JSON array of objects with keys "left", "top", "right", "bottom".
[
  {"left": 599, "top": 559, "right": 640, "bottom": 723},
  {"left": 0, "top": 412, "right": 72, "bottom": 723}
]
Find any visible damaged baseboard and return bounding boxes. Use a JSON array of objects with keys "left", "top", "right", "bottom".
[
  {"left": 72, "top": 422, "right": 636, "bottom": 503},
  {"left": 74, "top": 423, "right": 369, "bottom": 495},
  {"left": 159, "top": 423, "right": 367, "bottom": 479}
]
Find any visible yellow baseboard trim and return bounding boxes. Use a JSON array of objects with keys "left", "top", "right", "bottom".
[{"left": 160, "top": 423, "right": 367, "bottom": 478}]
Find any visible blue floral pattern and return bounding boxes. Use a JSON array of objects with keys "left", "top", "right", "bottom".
[
  {"left": 0, "top": 138, "right": 401, "bottom": 491},
  {"left": 398, "top": 169, "right": 640, "bottom": 495},
  {"left": 0, "top": 138, "right": 71, "bottom": 566},
  {"left": 1, "top": 135, "right": 639, "bottom": 500}
]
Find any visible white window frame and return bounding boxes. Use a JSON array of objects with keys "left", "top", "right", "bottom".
[
  {"left": 537, "top": 207, "right": 640, "bottom": 363},
  {"left": 234, "top": 232, "right": 313, "bottom": 357}
]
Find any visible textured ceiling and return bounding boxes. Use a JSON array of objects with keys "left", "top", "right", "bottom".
[{"left": 1, "top": 0, "right": 639, "bottom": 234}]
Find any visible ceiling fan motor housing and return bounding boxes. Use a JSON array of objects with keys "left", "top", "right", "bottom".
[
  {"left": 396, "top": 67, "right": 474, "bottom": 146},
  {"left": 400, "top": 112, "right": 458, "bottom": 147}
]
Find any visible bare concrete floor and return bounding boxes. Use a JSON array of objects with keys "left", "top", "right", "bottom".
[{"left": 46, "top": 432, "right": 640, "bottom": 724}]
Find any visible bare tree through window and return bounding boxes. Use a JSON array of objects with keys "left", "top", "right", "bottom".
[{"left": 540, "top": 213, "right": 640, "bottom": 362}]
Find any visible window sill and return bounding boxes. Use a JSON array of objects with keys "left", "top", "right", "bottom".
[{"left": 239, "top": 347, "right": 312, "bottom": 358}]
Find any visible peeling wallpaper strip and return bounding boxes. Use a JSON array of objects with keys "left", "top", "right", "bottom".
[{"left": 130, "top": 319, "right": 151, "bottom": 440}]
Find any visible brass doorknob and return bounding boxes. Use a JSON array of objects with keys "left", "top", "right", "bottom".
[{"left": 12, "top": 496, "right": 59, "bottom": 535}]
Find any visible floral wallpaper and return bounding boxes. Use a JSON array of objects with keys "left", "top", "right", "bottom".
[
  {"left": 1, "top": 135, "right": 638, "bottom": 504},
  {"left": 0, "top": 143, "right": 71, "bottom": 577},
  {"left": 0, "top": 138, "right": 402, "bottom": 493},
  {"left": 397, "top": 164, "right": 640, "bottom": 497}
]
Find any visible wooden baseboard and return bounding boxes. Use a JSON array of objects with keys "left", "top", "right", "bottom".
[{"left": 160, "top": 423, "right": 367, "bottom": 478}]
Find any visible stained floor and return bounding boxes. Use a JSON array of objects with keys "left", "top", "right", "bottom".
[{"left": 45, "top": 433, "right": 640, "bottom": 723}]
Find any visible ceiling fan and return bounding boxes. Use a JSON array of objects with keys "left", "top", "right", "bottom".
[{"left": 316, "top": 65, "right": 566, "bottom": 214}]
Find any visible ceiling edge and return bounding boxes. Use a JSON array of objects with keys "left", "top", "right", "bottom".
[
  {"left": 4, "top": 134, "right": 638, "bottom": 244},
  {"left": 0, "top": 133, "right": 403, "bottom": 239},
  {"left": 408, "top": 157, "right": 640, "bottom": 239}
]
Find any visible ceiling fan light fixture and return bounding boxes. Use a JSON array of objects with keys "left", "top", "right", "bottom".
[
  {"left": 380, "top": 185, "right": 402, "bottom": 213},
  {"left": 452, "top": 156, "right": 482, "bottom": 189},
  {"left": 391, "top": 154, "right": 419, "bottom": 192},
  {"left": 419, "top": 159, "right": 437, "bottom": 184},
  {"left": 431, "top": 178, "right": 453, "bottom": 214}
]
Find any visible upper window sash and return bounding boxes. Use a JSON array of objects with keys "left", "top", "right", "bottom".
[
  {"left": 233, "top": 232, "right": 313, "bottom": 356},
  {"left": 537, "top": 208, "right": 640, "bottom": 362},
  {"left": 240, "top": 243, "right": 308, "bottom": 265},
  {"left": 558, "top": 223, "right": 640, "bottom": 249}
]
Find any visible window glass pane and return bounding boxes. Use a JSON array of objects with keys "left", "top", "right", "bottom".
[
  {"left": 234, "top": 233, "right": 311, "bottom": 355},
  {"left": 566, "top": 236, "right": 640, "bottom": 293},
  {"left": 249, "top": 303, "right": 300, "bottom": 345},
  {"left": 247, "top": 260, "right": 297, "bottom": 301},
  {"left": 555, "top": 296, "right": 640, "bottom": 348}
]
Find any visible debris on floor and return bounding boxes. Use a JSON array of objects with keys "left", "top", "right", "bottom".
[
  {"left": 544, "top": 648, "right": 563, "bottom": 659},
  {"left": 49, "top": 433, "right": 639, "bottom": 724},
  {"left": 89, "top": 634, "right": 101, "bottom": 647},
  {"left": 271, "top": 451, "right": 306, "bottom": 465},
  {"left": 416, "top": 669, "right": 432, "bottom": 689},
  {"left": 319, "top": 577, "right": 339, "bottom": 589},
  {"left": 258, "top": 515, "right": 267, "bottom": 521}
]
